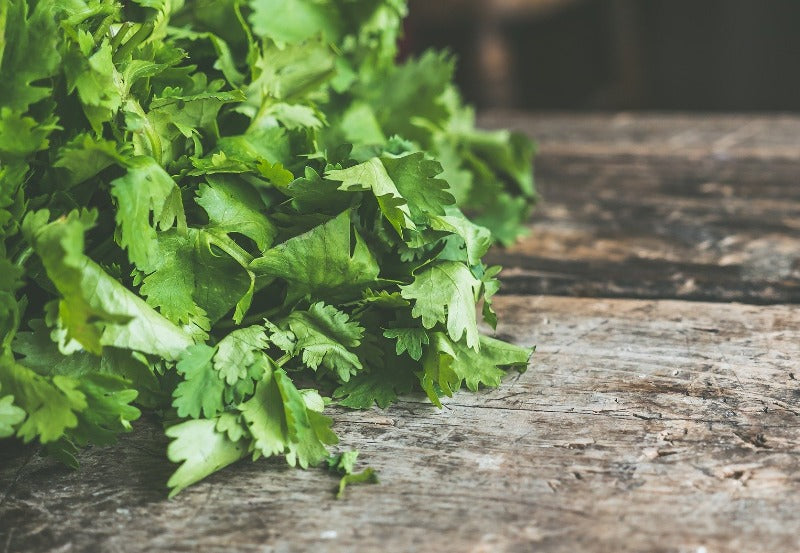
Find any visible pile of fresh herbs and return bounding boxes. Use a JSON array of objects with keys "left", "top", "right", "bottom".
[{"left": 0, "top": 0, "right": 535, "bottom": 496}]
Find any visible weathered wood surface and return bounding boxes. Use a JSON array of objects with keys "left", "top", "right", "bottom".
[
  {"left": 481, "top": 113, "right": 800, "bottom": 302},
  {"left": 2, "top": 296, "right": 800, "bottom": 553}
]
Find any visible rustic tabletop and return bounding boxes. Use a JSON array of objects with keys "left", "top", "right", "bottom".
[{"left": 2, "top": 113, "right": 799, "bottom": 553}]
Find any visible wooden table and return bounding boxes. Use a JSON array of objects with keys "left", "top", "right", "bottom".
[{"left": 3, "top": 113, "right": 800, "bottom": 552}]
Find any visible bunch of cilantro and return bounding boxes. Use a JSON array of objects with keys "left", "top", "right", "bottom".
[{"left": 0, "top": 0, "right": 535, "bottom": 496}]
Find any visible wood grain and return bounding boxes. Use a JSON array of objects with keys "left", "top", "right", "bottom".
[
  {"left": 3, "top": 296, "right": 799, "bottom": 553},
  {"left": 481, "top": 113, "right": 800, "bottom": 302}
]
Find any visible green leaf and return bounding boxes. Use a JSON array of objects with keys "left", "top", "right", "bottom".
[
  {"left": 328, "top": 450, "right": 359, "bottom": 474},
  {"left": 137, "top": 230, "right": 211, "bottom": 339},
  {"left": 285, "top": 302, "right": 364, "bottom": 381},
  {"left": 471, "top": 193, "right": 531, "bottom": 247},
  {"left": 249, "top": 0, "right": 341, "bottom": 45},
  {"left": 13, "top": 319, "right": 162, "bottom": 408},
  {"left": 451, "top": 335, "right": 533, "bottom": 392},
  {"left": 333, "top": 357, "right": 416, "bottom": 409},
  {"left": 383, "top": 327, "right": 429, "bottom": 361},
  {"left": 431, "top": 208, "right": 492, "bottom": 266},
  {"left": 251, "top": 210, "right": 381, "bottom": 303},
  {"left": 196, "top": 176, "right": 277, "bottom": 253},
  {"left": 241, "top": 39, "right": 335, "bottom": 115},
  {"left": 63, "top": 38, "right": 122, "bottom": 132},
  {"left": 419, "top": 332, "right": 533, "bottom": 403},
  {"left": 0, "top": 0, "right": 61, "bottom": 112},
  {"left": 0, "top": 108, "right": 59, "bottom": 159},
  {"left": 480, "top": 265, "right": 502, "bottom": 329},
  {"left": 71, "top": 373, "right": 141, "bottom": 447},
  {"left": 355, "top": 51, "right": 454, "bottom": 144},
  {"left": 54, "top": 134, "right": 126, "bottom": 187},
  {"left": 417, "top": 332, "right": 460, "bottom": 407},
  {"left": 148, "top": 88, "right": 246, "bottom": 145},
  {"left": 166, "top": 418, "right": 247, "bottom": 497},
  {"left": 337, "top": 467, "right": 378, "bottom": 499},
  {"left": 240, "top": 366, "right": 337, "bottom": 467},
  {"left": 111, "top": 156, "right": 186, "bottom": 272},
  {"left": 381, "top": 153, "right": 455, "bottom": 221},
  {"left": 214, "top": 326, "right": 269, "bottom": 385},
  {"left": 327, "top": 157, "right": 415, "bottom": 237},
  {"left": 400, "top": 261, "right": 481, "bottom": 350},
  {"left": 240, "top": 362, "right": 289, "bottom": 458},
  {"left": 0, "top": 359, "right": 87, "bottom": 443},
  {"left": 24, "top": 210, "right": 194, "bottom": 359},
  {"left": 327, "top": 450, "right": 378, "bottom": 499},
  {"left": 0, "top": 384, "right": 25, "bottom": 438},
  {"left": 173, "top": 344, "right": 225, "bottom": 419},
  {"left": 279, "top": 369, "right": 338, "bottom": 468},
  {"left": 216, "top": 412, "right": 247, "bottom": 442}
]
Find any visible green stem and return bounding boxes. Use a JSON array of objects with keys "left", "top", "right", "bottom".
[
  {"left": 13, "top": 247, "right": 33, "bottom": 268},
  {"left": 246, "top": 96, "right": 274, "bottom": 133},
  {"left": 109, "top": 22, "right": 132, "bottom": 50},
  {"left": 92, "top": 14, "right": 115, "bottom": 44},
  {"left": 113, "top": 21, "right": 154, "bottom": 63},
  {"left": 125, "top": 99, "right": 162, "bottom": 163}
]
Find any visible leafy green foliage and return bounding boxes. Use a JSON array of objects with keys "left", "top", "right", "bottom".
[
  {"left": 0, "top": 0, "right": 534, "bottom": 496},
  {"left": 173, "top": 345, "right": 224, "bottom": 419},
  {"left": 0, "top": 391, "right": 26, "bottom": 438},
  {"left": 401, "top": 262, "right": 482, "bottom": 350},
  {"left": 284, "top": 302, "right": 365, "bottom": 381},
  {"left": 328, "top": 450, "right": 379, "bottom": 498}
]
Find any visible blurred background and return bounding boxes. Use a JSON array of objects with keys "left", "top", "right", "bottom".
[{"left": 405, "top": 0, "right": 800, "bottom": 111}]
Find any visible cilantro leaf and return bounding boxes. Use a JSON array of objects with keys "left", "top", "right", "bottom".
[
  {"left": 240, "top": 363, "right": 289, "bottom": 458},
  {"left": 166, "top": 418, "right": 247, "bottom": 498},
  {"left": 381, "top": 153, "right": 455, "bottom": 220},
  {"left": 196, "top": 177, "right": 277, "bottom": 253},
  {"left": 251, "top": 210, "right": 381, "bottom": 303},
  {"left": 327, "top": 451, "right": 378, "bottom": 499},
  {"left": 54, "top": 134, "right": 126, "bottom": 187},
  {"left": 137, "top": 230, "right": 211, "bottom": 339},
  {"left": 0, "top": 0, "right": 61, "bottom": 112},
  {"left": 327, "top": 158, "right": 415, "bottom": 236},
  {"left": 400, "top": 261, "right": 481, "bottom": 350},
  {"left": 451, "top": 335, "right": 533, "bottom": 392},
  {"left": 285, "top": 302, "right": 364, "bottom": 381},
  {"left": 249, "top": 0, "right": 341, "bottom": 45},
  {"left": 173, "top": 344, "right": 225, "bottom": 419},
  {"left": 432, "top": 208, "right": 493, "bottom": 266},
  {"left": 214, "top": 326, "right": 269, "bottom": 386},
  {"left": 24, "top": 210, "right": 194, "bottom": 360},
  {"left": 383, "top": 327, "right": 429, "bottom": 361},
  {"left": 333, "top": 358, "right": 417, "bottom": 409},
  {"left": 0, "top": 384, "right": 25, "bottom": 438},
  {"left": 63, "top": 38, "right": 122, "bottom": 132},
  {"left": 111, "top": 157, "right": 186, "bottom": 272},
  {"left": 0, "top": 359, "right": 87, "bottom": 443},
  {"left": 240, "top": 366, "right": 337, "bottom": 468},
  {"left": 70, "top": 373, "right": 141, "bottom": 447}
]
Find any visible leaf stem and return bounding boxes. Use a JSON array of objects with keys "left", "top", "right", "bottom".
[
  {"left": 113, "top": 21, "right": 154, "bottom": 63},
  {"left": 13, "top": 247, "right": 33, "bottom": 268}
]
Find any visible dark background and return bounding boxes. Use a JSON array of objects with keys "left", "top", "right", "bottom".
[{"left": 406, "top": 0, "right": 800, "bottom": 111}]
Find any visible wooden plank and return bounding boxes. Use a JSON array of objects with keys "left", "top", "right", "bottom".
[
  {"left": 3, "top": 296, "right": 799, "bottom": 553},
  {"left": 480, "top": 113, "right": 800, "bottom": 302}
]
